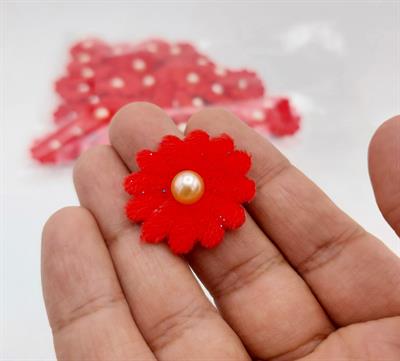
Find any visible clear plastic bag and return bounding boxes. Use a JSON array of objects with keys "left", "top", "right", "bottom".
[{"left": 30, "top": 38, "right": 300, "bottom": 164}]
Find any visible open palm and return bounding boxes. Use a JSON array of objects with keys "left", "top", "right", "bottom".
[{"left": 42, "top": 103, "right": 400, "bottom": 360}]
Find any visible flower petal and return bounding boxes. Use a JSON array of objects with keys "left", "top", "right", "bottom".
[
  {"left": 157, "top": 135, "right": 189, "bottom": 173},
  {"left": 230, "top": 177, "right": 256, "bottom": 203},
  {"left": 125, "top": 195, "right": 164, "bottom": 222},
  {"left": 141, "top": 207, "right": 170, "bottom": 244},
  {"left": 124, "top": 171, "right": 168, "bottom": 196},
  {"left": 226, "top": 150, "right": 252, "bottom": 174},
  {"left": 200, "top": 221, "right": 225, "bottom": 249},
  {"left": 164, "top": 203, "right": 204, "bottom": 254},
  {"left": 136, "top": 149, "right": 155, "bottom": 170},
  {"left": 209, "top": 133, "right": 234, "bottom": 154},
  {"left": 158, "top": 134, "right": 183, "bottom": 153},
  {"left": 168, "top": 230, "right": 197, "bottom": 254},
  {"left": 206, "top": 175, "right": 255, "bottom": 203},
  {"left": 184, "top": 130, "right": 210, "bottom": 147},
  {"left": 218, "top": 200, "right": 246, "bottom": 229}
]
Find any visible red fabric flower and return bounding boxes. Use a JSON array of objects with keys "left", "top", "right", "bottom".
[
  {"left": 267, "top": 99, "right": 300, "bottom": 136},
  {"left": 124, "top": 130, "right": 255, "bottom": 254}
]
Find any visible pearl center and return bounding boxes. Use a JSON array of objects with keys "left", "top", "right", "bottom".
[{"left": 171, "top": 170, "right": 205, "bottom": 205}]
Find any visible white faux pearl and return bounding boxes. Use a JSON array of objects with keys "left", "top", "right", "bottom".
[
  {"left": 252, "top": 109, "right": 265, "bottom": 121},
  {"left": 186, "top": 72, "right": 200, "bottom": 84},
  {"left": 192, "top": 97, "right": 204, "bottom": 107},
  {"left": 77, "top": 83, "right": 90, "bottom": 93},
  {"left": 215, "top": 67, "right": 227, "bottom": 76},
  {"left": 170, "top": 45, "right": 181, "bottom": 55},
  {"left": 132, "top": 58, "right": 146, "bottom": 71},
  {"left": 81, "top": 67, "right": 94, "bottom": 79},
  {"left": 211, "top": 83, "right": 224, "bottom": 95},
  {"left": 82, "top": 40, "right": 94, "bottom": 49},
  {"left": 146, "top": 43, "right": 158, "bottom": 53},
  {"left": 197, "top": 58, "right": 208, "bottom": 66},
  {"left": 49, "top": 139, "right": 61, "bottom": 150},
  {"left": 171, "top": 170, "right": 205, "bottom": 205},
  {"left": 70, "top": 125, "right": 83, "bottom": 136},
  {"left": 238, "top": 78, "right": 248, "bottom": 89},
  {"left": 77, "top": 52, "right": 91, "bottom": 63},
  {"left": 142, "top": 75, "right": 155, "bottom": 87},
  {"left": 89, "top": 95, "right": 100, "bottom": 104},
  {"left": 110, "top": 77, "right": 125, "bottom": 88},
  {"left": 94, "top": 107, "right": 110, "bottom": 120}
]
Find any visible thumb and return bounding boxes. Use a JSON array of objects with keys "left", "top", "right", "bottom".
[{"left": 368, "top": 115, "right": 400, "bottom": 236}]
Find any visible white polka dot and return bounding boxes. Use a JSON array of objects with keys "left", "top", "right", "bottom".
[
  {"left": 192, "top": 97, "right": 204, "bottom": 107},
  {"left": 146, "top": 43, "right": 158, "bottom": 53},
  {"left": 77, "top": 83, "right": 90, "bottom": 93},
  {"left": 177, "top": 123, "right": 187, "bottom": 132},
  {"left": 82, "top": 40, "right": 94, "bottom": 49},
  {"left": 186, "top": 72, "right": 200, "bottom": 84},
  {"left": 211, "top": 83, "right": 224, "bottom": 95},
  {"left": 252, "top": 109, "right": 265, "bottom": 121},
  {"left": 170, "top": 45, "right": 181, "bottom": 55},
  {"left": 238, "top": 78, "right": 248, "bottom": 90},
  {"left": 49, "top": 139, "right": 61, "bottom": 150},
  {"left": 132, "top": 58, "right": 146, "bottom": 71},
  {"left": 70, "top": 125, "right": 83, "bottom": 136},
  {"left": 214, "top": 67, "right": 227, "bottom": 76},
  {"left": 81, "top": 67, "right": 94, "bottom": 79},
  {"left": 142, "top": 75, "right": 155, "bottom": 87},
  {"left": 112, "top": 47, "right": 124, "bottom": 55},
  {"left": 94, "top": 107, "right": 110, "bottom": 120},
  {"left": 77, "top": 52, "right": 91, "bottom": 63},
  {"left": 197, "top": 58, "right": 208, "bottom": 66},
  {"left": 172, "top": 100, "right": 180, "bottom": 108},
  {"left": 110, "top": 77, "right": 125, "bottom": 88},
  {"left": 88, "top": 95, "right": 100, "bottom": 105}
]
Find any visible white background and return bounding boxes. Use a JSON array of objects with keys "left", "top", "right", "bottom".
[{"left": 2, "top": 1, "right": 399, "bottom": 360}]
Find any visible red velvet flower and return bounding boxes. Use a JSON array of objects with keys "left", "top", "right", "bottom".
[{"left": 124, "top": 130, "right": 255, "bottom": 254}]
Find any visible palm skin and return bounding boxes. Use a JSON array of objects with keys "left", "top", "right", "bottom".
[{"left": 42, "top": 103, "right": 400, "bottom": 361}]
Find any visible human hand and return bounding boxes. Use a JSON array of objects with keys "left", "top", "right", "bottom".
[{"left": 42, "top": 103, "right": 400, "bottom": 360}]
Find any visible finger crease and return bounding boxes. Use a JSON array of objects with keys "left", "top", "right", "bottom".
[
  {"left": 210, "top": 249, "right": 286, "bottom": 299},
  {"left": 267, "top": 331, "right": 330, "bottom": 361},
  {"left": 255, "top": 159, "right": 292, "bottom": 191},
  {"left": 105, "top": 220, "right": 139, "bottom": 249},
  {"left": 52, "top": 291, "right": 126, "bottom": 334},
  {"left": 296, "top": 225, "right": 366, "bottom": 275},
  {"left": 146, "top": 301, "right": 219, "bottom": 353}
]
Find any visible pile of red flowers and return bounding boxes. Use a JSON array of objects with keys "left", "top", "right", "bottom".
[{"left": 31, "top": 38, "right": 300, "bottom": 164}]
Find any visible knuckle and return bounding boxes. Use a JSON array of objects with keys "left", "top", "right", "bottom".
[
  {"left": 51, "top": 291, "right": 126, "bottom": 334},
  {"left": 255, "top": 158, "right": 292, "bottom": 191},
  {"left": 296, "top": 224, "right": 366, "bottom": 274},
  {"left": 210, "top": 248, "right": 286, "bottom": 298},
  {"left": 147, "top": 301, "right": 218, "bottom": 352}
]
